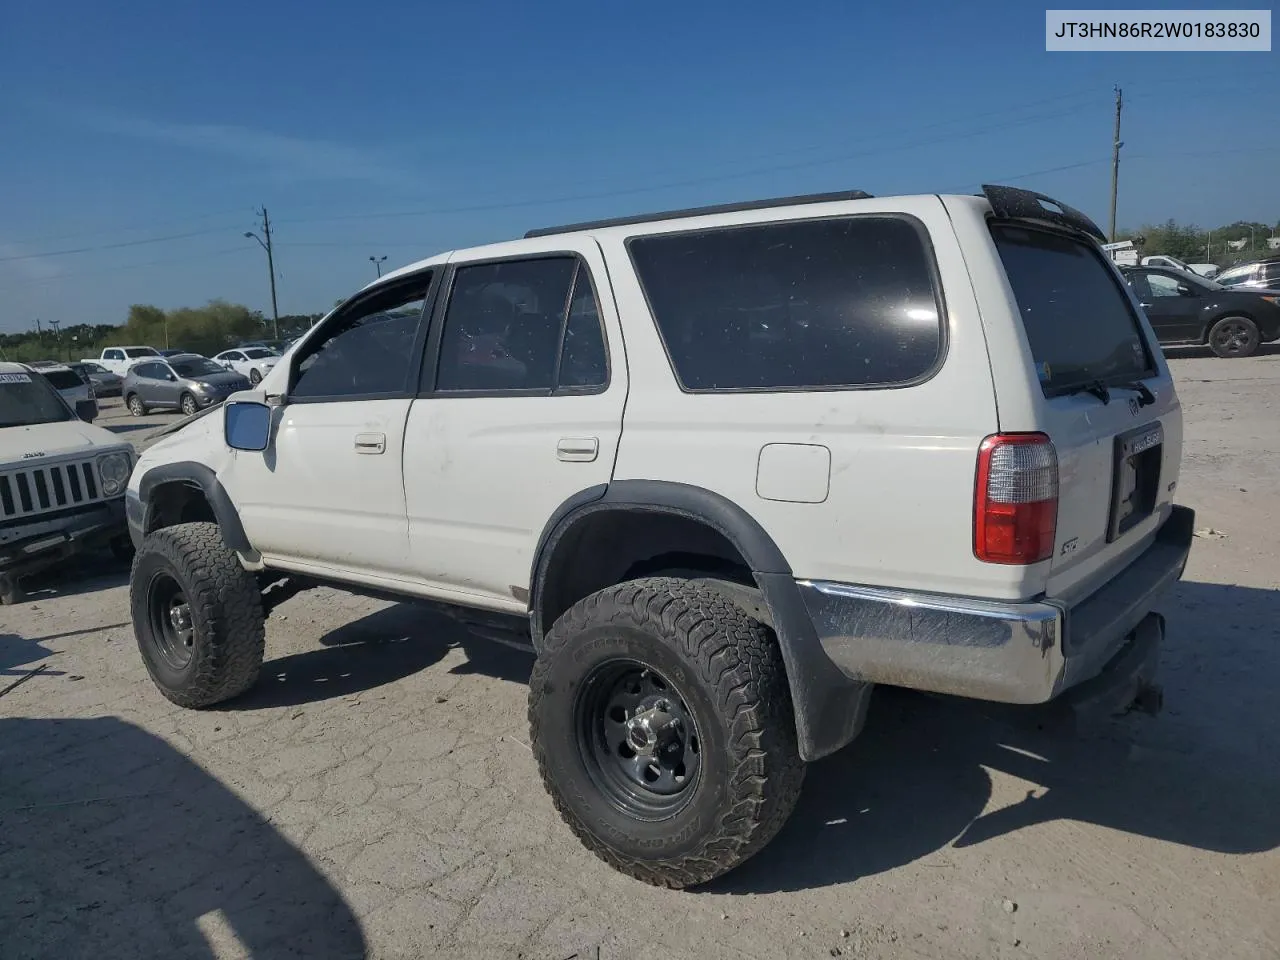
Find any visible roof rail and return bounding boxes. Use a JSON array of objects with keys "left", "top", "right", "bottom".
[
  {"left": 982, "top": 184, "right": 1106, "bottom": 242},
  {"left": 524, "top": 189, "right": 875, "bottom": 239}
]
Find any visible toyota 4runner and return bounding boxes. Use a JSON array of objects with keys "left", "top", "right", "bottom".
[{"left": 125, "top": 185, "right": 1194, "bottom": 887}]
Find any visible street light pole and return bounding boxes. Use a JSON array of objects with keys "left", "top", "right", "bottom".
[
  {"left": 245, "top": 206, "right": 280, "bottom": 341},
  {"left": 369, "top": 255, "right": 387, "bottom": 278}
]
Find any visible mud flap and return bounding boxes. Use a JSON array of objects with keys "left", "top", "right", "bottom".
[{"left": 1062, "top": 612, "right": 1165, "bottom": 731}]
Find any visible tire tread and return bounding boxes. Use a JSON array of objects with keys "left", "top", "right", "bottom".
[{"left": 529, "top": 576, "right": 804, "bottom": 888}]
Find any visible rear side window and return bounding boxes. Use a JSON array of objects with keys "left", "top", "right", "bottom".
[
  {"left": 40, "top": 370, "right": 82, "bottom": 390},
  {"left": 991, "top": 224, "right": 1154, "bottom": 393},
  {"left": 628, "top": 216, "right": 942, "bottom": 391}
]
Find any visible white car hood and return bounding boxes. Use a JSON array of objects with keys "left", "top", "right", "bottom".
[{"left": 0, "top": 419, "right": 129, "bottom": 466}]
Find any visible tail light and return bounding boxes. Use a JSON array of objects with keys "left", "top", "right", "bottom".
[{"left": 975, "top": 433, "right": 1059, "bottom": 564}]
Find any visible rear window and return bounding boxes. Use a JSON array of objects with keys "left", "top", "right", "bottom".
[
  {"left": 628, "top": 216, "right": 943, "bottom": 391},
  {"left": 991, "top": 224, "right": 1154, "bottom": 393},
  {"left": 40, "top": 369, "right": 84, "bottom": 390}
]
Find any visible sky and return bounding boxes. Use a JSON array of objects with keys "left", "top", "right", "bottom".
[{"left": 1, "top": 0, "right": 1276, "bottom": 333}]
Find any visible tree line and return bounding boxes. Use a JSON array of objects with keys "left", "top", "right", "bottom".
[
  {"left": 0, "top": 301, "right": 324, "bottom": 364},
  {"left": 1117, "top": 218, "right": 1280, "bottom": 265}
]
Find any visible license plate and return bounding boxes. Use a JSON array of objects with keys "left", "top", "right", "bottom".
[{"left": 1108, "top": 422, "right": 1164, "bottom": 542}]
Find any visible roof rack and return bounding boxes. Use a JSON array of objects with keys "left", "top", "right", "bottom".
[{"left": 524, "top": 189, "right": 875, "bottom": 239}]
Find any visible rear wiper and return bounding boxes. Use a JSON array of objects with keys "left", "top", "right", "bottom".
[
  {"left": 1062, "top": 379, "right": 1111, "bottom": 404},
  {"left": 1113, "top": 380, "right": 1156, "bottom": 407}
]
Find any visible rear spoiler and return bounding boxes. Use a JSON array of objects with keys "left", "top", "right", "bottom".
[{"left": 981, "top": 184, "right": 1106, "bottom": 243}]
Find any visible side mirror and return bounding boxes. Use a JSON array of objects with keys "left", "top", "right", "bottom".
[
  {"left": 224, "top": 401, "right": 272, "bottom": 451},
  {"left": 74, "top": 399, "right": 97, "bottom": 422}
]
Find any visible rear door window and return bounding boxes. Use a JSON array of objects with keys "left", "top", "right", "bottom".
[
  {"left": 628, "top": 216, "right": 943, "bottom": 391},
  {"left": 990, "top": 224, "right": 1155, "bottom": 394}
]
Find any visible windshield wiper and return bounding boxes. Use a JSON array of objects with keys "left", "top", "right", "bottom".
[
  {"left": 1061, "top": 379, "right": 1111, "bottom": 404},
  {"left": 1112, "top": 380, "right": 1156, "bottom": 407}
]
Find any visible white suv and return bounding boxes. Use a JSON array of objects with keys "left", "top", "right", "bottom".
[{"left": 125, "top": 185, "right": 1194, "bottom": 887}]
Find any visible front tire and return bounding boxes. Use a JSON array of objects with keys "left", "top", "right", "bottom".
[
  {"left": 1208, "top": 315, "right": 1259, "bottom": 358},
  {"left": 529, "top": 577, "right": 804, "bottom": 888},
  {"left": 249, "top": 368, "right": 262, "bottom": 385},
  {"left": 127, "top": 394, "right": 147, "bottom": 417},
  {"left": 130, "top": 522, "right": 265, "bottom": 708},
  {"left": 179, "top": 393, "right": 198, "bottom": 416}
]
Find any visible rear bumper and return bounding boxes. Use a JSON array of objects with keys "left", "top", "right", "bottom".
[
  {"left": 796, "top": 505, "right": 1194, "bottom": 704},
  {"left": 0, "top": 499, "right": 127, "bottom": 578}
]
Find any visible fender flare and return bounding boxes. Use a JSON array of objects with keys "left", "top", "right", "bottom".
[
  {"left": 135, "top": 461, "right": 253, "bottom": 556},
  {"left": 530, "top": 479, "right": 871, "bottom": 761}
]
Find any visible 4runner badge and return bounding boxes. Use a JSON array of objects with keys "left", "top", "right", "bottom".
[{"left": 22, "top": 451, "right": 46, "bottom": 459}]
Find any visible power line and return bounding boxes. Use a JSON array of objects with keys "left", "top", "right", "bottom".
[
  {"left": 0, "top": 246, "right": 251, "bottom": 292},
  {"left": 278, "top": 104, "right": 1097, "bottom": 229},
  {"left": 0, "top": 225, "right": 237, "bottom": 263}
]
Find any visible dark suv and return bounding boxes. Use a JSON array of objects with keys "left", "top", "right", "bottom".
[{"left": 1121, "top": 266, "right": 1280, "bottom": 357}]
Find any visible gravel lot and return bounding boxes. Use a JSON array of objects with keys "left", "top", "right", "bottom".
[{"left": 3, "top": 357, "right": 1278, "bottom": 960}]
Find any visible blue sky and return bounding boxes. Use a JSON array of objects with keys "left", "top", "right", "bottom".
[{"left": 1, "top": 0, "right": 1276, "bottom": 333}]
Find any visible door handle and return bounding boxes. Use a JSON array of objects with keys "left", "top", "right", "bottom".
[
  {"left": 354, "top": 432, "right": 386, "bottom": 455},
  {"left": 556, "top": 437, "right": 599, "bottom": 462}
]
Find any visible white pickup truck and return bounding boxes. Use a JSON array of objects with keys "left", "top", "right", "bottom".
[
  {"left": 83, "top": 345, "right": 163, "bottom": 377},
  {"left": 1, "top": 363, "right": 135, "bottom": 604}
]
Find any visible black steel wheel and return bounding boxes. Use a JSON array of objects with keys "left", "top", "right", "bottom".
[
  {"left": 529, "top": 577, "right": 804, "bottom": 888},
  {"left": 576, "top": 660, "right": 701, "bottom": 819},
  {"left": 130, "top": 522, "right": 265, "bottom": 708},
  {"left": 146, "top": 572, "right": 195, "bottom": 671},
  {"left": 1208, "top": 315, "right": 1259, "bottom": 358}
]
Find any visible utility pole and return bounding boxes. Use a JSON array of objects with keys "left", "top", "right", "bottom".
[
  {"left": 1108, "top": 86, "right": 1123, "bottom": 242},
  {"left": 369, "top": 255, "right": 387, "bottom": 278},
  {"left": 245, "top": 207, "right": 280, "bottom": 341}
]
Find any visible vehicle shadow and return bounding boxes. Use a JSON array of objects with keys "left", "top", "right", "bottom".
[
  {"left": 225, "top": 601, "right": 532, "bottom": 711},
  {"left": 0, "top": 716, "right": 366, "bottom": 960},
  {"left": 1164, "top": 342, "right": 1280, "bottom": 360},
  {"left": 715, "top": 579, "right": 1280, "bottom": 894},
  {"left": 12, "top": 553, "right": 131, "bottom": 603}
]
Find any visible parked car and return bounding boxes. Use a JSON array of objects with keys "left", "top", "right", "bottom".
[
  {"left": 125, "top": 184, "right": 1193, "bottom": 889},
  {"left": 29, "top": 363, "right": 97, "bottom": 422},
  {"left": 85, "top": 346, "right": 163, "bottom": 376},
  {"left": 1141, "top": 254, "right": 1219, "bottom": 278},
  {"left": 0, "top": 362, "right": 133, "bottom": 604},
  {"left": 1121, "top": 266, "right": 1280, "bottom": 357},
  {"left": 122, "top": 354, "right": 252, "bottom": 417},
  {"left": 68, "top": 361, "right": 123, "bottom": 397},
  {"left": 211, "top": 347, "right": 280, "bottom": 384},
  {"left": 1214, "top": 256, "right": 1280, "bottom": 291}
]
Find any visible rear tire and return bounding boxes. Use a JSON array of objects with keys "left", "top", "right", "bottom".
[
  {"left": 1207, "top": 316, "right": 1259, "bottom": 358},
  {"left": 127, "top": 394, "right": 147, "bottom": 417},
  {"left": 529, "top": 577, "right": 804, "bottom": 888},
  {"left": 130, "top": 522, "right": 265, "bottom": 708}
]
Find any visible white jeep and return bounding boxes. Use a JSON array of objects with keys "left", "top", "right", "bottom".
[
  {"left": 1, "top": 363, "right": 135, "bottom": 604},
  {"left": 125, "top": 185, "right": 1194, "bottom": 887}
]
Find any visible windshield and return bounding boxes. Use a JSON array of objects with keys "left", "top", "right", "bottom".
[
  {"left": 171, "top": 357, "right": 226, "bottom": 378},
  {"left": 125, "top": 347, "right": 160, "bottom": 358},
  {"left": 243, "top": 348, "right": 277, "bottom": 359},
  {"left": 992, "top": 224, "right": 1155, "bottom": 393},
  {"left": 0, "top": 371, "right": 73, "bottom": 428}
]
